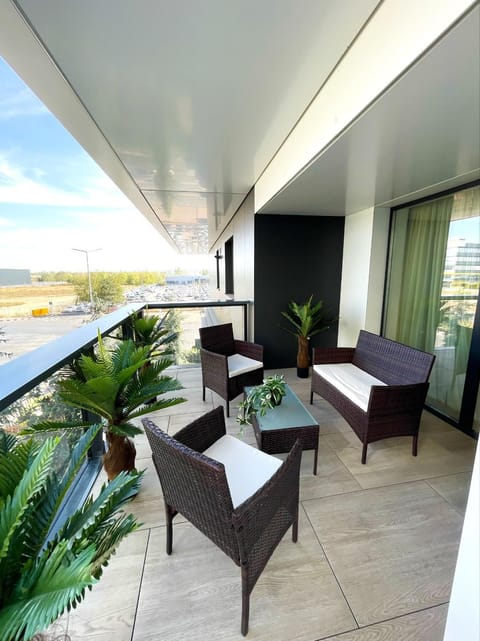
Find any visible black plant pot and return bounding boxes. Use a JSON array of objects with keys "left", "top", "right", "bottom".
[{"left": 297, "top": 366, "right": 309, "bottom": 378}]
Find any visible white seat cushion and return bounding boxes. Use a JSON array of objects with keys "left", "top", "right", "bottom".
[
  {"left": 227, "top": 353, "right": 263, "bottom": 379},
  {"left": 203, "top": 434, "right": 282, "bottom": 508},
  {"left": 313, "top": 362, "right": 386, "bottom": 412}
]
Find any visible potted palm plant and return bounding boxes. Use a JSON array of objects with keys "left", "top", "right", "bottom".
[
  {"left": 0, "top": 424, "right": 142, "bottom": 641},
  {"left": 237, "top": 374, "right": 287, "bottom": 426},
  {"left": 131, "top": 310, "right": 178, "bottom": 361},
  {"left": 281, "top": 295, "right": 336, "bottom": 378},
  {"left": 33, "top": 332, "right": 186, "bottom": 480}
]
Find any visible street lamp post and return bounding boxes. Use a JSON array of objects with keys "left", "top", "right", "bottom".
[{"left": 72, "top": 248, "right": 102, "bottom": 308}]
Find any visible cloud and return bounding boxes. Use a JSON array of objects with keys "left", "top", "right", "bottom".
[
  {"left": 0, "top": 218, "right": 209, "bottom": 273},
  {"left": 0, "top": 86, "right": 48, "bottom": 121},
  {"left": 0, "top": 154, "right": 136, "bottom": 210}
]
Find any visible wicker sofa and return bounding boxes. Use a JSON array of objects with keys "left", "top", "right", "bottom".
[{"left": 310, "top": 330, "right": 435, "bottom": 463}]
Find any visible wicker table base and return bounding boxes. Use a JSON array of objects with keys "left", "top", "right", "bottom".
[{"left": 250, "top": 384, "right": 319, "bottom": 475}]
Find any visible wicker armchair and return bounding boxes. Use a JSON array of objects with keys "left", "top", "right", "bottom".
[
  {"left": 199, "top": 323, "right": 264, "bottom": 416},
  {"left": 142, "top": 406, "right": 302, "bottom": 636}
]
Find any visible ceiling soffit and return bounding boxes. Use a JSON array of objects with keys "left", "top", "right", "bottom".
[{"left": 11, "top": 0, "right": 380, "bottom": 252}]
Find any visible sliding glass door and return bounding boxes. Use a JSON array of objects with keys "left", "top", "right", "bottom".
[{"left": 384, "top": 184, "right": 479, "bottom": 434}]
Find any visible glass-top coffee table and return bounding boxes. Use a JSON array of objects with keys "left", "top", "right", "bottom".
[{"left": 247, "top": 384, "right": 319, "bottom": 475}]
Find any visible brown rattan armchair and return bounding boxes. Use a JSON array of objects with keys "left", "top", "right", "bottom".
[
  {"left": 142, "top": 406, "right": 302, "bottom": 636},
  {"left": 199, "top": 323, "right": 264, "bottom": 416}
]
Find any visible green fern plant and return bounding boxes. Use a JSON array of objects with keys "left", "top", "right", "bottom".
[{"left": 0, "top": 424, "right": 142, "bottom": 641}]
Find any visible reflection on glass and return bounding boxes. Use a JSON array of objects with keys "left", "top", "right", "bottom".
[{"left": 384, "top": 186, "right": 479, "bottom": 423}]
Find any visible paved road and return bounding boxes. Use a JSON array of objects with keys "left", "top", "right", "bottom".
[{"left": 0, "top": 314, "right": 89, "bottom": 361}]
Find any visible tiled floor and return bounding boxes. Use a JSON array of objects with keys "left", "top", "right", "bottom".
[{"left": 58, "top": 367, "right": 477, "bottom": 641}]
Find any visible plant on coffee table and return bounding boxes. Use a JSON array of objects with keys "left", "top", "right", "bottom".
[{"left": 237, "top": 374, "right": 287, "bottom": 426}]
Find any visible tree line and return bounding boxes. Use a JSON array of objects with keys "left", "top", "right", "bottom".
[{"left": 36, "top": 271, "right": 167, "bottom": 286}]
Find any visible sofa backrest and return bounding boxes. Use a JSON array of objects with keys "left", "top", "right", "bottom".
[{"left": 352, "top": 330, "right": 435, "bottom": 386}]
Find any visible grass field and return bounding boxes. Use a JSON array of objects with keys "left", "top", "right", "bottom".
[{"left": 0, "top": 284, "right": 77, "bottom": 318}]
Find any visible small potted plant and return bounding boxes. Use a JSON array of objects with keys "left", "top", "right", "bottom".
[
  {"left": 281, "top": 295, "right": 336, "bottom": 378},
  {"left": 237, "top": 374, "right": 287, "bottom": 426}
]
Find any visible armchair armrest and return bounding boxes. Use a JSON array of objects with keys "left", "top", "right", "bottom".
[
  {"left": 200, "top": 347, "right": 229, "bottom": 373},
  {"left": 232, "top": 439, "right": 302, "bottom": 560},
  {"left": 173, "top": 406, "right": 227, "bottom": 452},
  {"left": 312, "top": 347, "right": 355, "bottom": 365},
  {"left": 234, "top": 339, "right": 264, "bottom": 362}
]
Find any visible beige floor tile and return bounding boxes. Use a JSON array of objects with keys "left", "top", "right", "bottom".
[
  {"left": 303, "top": 481, "right": 464, "bottom": 626},
  {"left": 299, "top": 436, "right": 362, "bottom": 500},
  {"left": 64, "top": 529, "right": 149, "bottom": 641},
  {"left": 324, "top": 604, "right": 448, "bottom": 641},
  {"left": 174, "top": 365, "right": 203, "bottom": 388},
  {"left": 426, "top": 471, "right": 473, "bottom": 515},
  {"left": 129, "top": 459, "right": 166, "bottom": 529},
  {"left": 327, "top": 418, "right": 476, "bottom": 490},
  {"left": 133, "top": 511, "right": 356, "bottom": 641},
  {"left": 152, "top": 386, "right": 214, "bottom": 416},
  {"left": 168, "top": 409, "right": 215, "bottom": 433}
]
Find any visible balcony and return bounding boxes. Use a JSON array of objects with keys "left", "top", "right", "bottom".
[
  {"left": 46, "top": 376, "right": 476, "bottom": 640},
  {"left": 0, "top": 305, "right": 477, "bottom": 640}
]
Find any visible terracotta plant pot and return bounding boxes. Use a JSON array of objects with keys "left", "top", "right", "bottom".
[
  {"left": 297, "top": 336, "right": 310, "bottom": 378},
  {"left": 103, "top": 431, "right": 137, "bottom": 481}
]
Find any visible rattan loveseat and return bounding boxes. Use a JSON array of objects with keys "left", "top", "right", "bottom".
[{"left": 310, "top": 330, "right": 435, "bottom": 463}]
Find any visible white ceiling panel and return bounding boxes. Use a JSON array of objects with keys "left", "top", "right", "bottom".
[
  {"left": 7, "top": 0, "right": 379, "bottom": 251},
  {"left": 1, "top": 0, "right": 479, "bottom": 253},
  {"left": 259, "top": 5, "right": 480, "bottom": 216}
]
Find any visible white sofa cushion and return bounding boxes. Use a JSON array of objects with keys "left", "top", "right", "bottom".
[
  {"left": 203, "top": 434, "right": 282, "bottom": 508},
  {"left": 313, "top": 362, "right": 386, "bottom": 412},
  {"left": 227, "top": 353, "right": 263, "bottom": 379}
]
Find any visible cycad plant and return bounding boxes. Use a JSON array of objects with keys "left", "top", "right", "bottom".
[
  {"left": 33, "top": 332, "right": 186, "bottom": 480},
  {"left": 0, "top": 424, "right": 142, "bottom": 641},
  {"left": 131, "top": 311, "right": 178, "bottom": 361},
  {"left": 281, "top": 296, "right": 336, "bottom": 377}
]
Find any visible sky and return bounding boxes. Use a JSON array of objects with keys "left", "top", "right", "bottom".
[{"left": 0, "top": 57, "right": 209, "bottom": 274}]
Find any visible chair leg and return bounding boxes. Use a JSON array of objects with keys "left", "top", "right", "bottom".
[
  {"left": 165, "top": 504, "right": 174, "bottom": 555},
  {"left": 412, "top": 433, "right": 418, "bottom": 457},
  {"left": 226, "top": 400, "right": 230, "bottom": 417},
  {"left": 241, "top": 566, "right": 250, "bottom": 636},
  {"left": 309, "top": 391, "right": 313, "bottom": 404},
  {"left": 361, "top": 442, "right": 368, "bottom": 464},
  {"left": 292, "top": 510, "right": 298, "bottom": 543},
  {"left": 202, "top": 386, "right": 206, "bottom": 401}
]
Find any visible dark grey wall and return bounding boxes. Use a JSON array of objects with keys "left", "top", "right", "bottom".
[{"left": 254, "top": 214, "right": 344, "bottom": 369}]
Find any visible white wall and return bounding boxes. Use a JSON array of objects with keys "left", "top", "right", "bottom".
[
  {"left": 338, "top": 207, "right": 389, "bottom": 346},
  {"left": 254, "top": 0, "right": 475, "bottom": 214},
  {"left": 338, "top": 209, "right": 373, "bottom": 345},
  {"left": 443, "top": 439, "right": 480, "bottom": 641}
]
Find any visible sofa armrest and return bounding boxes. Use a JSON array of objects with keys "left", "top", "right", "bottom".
[
  {"left": 234, "top": 339, "right": 264, "bottom": 362},
  {"left": 312, "top": 347, "right": 355, "bottom": 365},
  {"left": 367, "top": 382, "right": 430, "bottom": 417}
]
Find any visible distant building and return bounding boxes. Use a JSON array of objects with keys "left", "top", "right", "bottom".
[
  {"left": 166, "top": 274, "right": 209, "bottom": 285},
  {"left": 444, "top": 239, "right": 480, "bottom": 287},
  {"left": 0, "top": 269, "right": 31, "bottom": 286}
]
